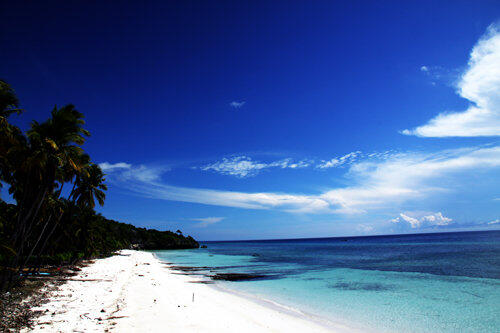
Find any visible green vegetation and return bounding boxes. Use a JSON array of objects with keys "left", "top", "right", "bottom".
[{"left": 0, "top": 80, "right": 198, "bottom": 290}]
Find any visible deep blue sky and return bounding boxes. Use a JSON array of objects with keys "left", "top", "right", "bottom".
[{"left": 1, "top": 1, "right": 499, "bottom": 240}]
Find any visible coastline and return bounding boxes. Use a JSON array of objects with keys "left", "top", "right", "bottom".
[{"left": 26, "top": 250, "right": 357, "bottom": 332}]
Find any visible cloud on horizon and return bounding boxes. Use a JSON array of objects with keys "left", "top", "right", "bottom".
[
  {"left": 356, "top": 224, "right": 375, "bottom": 233},
  {"left": 403, "top": 24, "right": 500, "bottom": 137},
  {"left": 391, "top": 212, "right": 452, "bottom": 229}
]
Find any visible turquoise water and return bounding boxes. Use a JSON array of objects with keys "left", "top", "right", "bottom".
[{"left": 154, "top": 231, "right": 500, "bottom": 332}]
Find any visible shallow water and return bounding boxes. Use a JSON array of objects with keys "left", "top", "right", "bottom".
[{"left": 154, "top": 231, "right": 500, "bottom": 332}]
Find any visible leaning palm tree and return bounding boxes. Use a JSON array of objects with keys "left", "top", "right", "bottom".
[
  {"left": 7, "top": 105, "right": 90, "bottom": 282},
  {"left": 70, "top": 163, "right": 107, "bottom": 255}
]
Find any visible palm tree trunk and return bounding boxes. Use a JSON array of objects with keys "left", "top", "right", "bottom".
[
  {"left": 20, "top": 214, "right": 53, "bottom": 270},
  {"left": 35, "top": 210, "right": 64, "bottom": 260}
]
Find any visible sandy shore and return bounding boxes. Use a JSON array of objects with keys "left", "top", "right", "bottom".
[{"left": 27, "top": 250, "right": 356, "bottom": 332}]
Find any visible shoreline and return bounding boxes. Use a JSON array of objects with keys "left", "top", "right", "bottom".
[
  {"left": 153, "top": 252, "right": 361, "bottom": 333},
  {"left": 26, "top": 250, "right": 358, "bottom": 332},
  {"left": 208, "top": 279, "right": 360, "bottom": 332}
]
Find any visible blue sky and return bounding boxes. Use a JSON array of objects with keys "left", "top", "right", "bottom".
[{"left": 1, "top": 1, "right": 499, "bottom": 240}]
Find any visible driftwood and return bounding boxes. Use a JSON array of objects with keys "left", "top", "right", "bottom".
[{"left": 102, "top": 315, "right": 128, "bottom": 320}]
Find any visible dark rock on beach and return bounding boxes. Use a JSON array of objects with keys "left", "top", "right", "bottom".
[
  {"left": 169, "top": 266, "right": 210, "bottom": 272},
  {"left": 210, "top": 273, "right": 268, "bottom": 281}
]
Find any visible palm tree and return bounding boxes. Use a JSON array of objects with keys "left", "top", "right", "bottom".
[
  {"left": 70, "top": 163, "right": 107, "bottom": 255},
  {"left": 71, "top": 163, "right": 107, "bottom": 209},
  {"left": 0, "top": 80, "right": 22, "bottom": 118},
  {"left": 0, "top": 80, "right": 24, "bottom": 191}
]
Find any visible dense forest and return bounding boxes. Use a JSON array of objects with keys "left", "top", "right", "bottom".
[{"left": 0, "top": 80, "right": 198, "bottom": 291}]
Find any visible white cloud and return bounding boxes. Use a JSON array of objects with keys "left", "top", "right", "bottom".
[
  {"left": 391, "top": 212, "right": 452, "bottom": 228},
  {"left": 420, "top": 65, "right": 429, "bottom": 72},
  {"left": 191, "top": 217, "right": 225, "bottom": 227},
  {"left": 199, "top": 156, "right": 313, "bottom": 178},
  {"left": 422, "top": 212, "right": 453, "bottom": 225},
  {"left": 278, "top": 159, "right": 313, "bottom": 169},
  {"left": 104, "top": 145, "right": 500, "bottom": 214},
  {"left": 403, "top": 24, "right": 500, "bottom": 137},
  {"left": 121, "top": 165, "right": 167, "bottom": 183},
  {"left": 317, "top": 151, "right": 361, "bottom": 169},
  {"left": 400, "top": 213, "right": 422, "bottom": 228},
  {"left": 230, "top": 101, "right": 245, "bottom": 108},
  {"left": 99, "top": 162, "right": 131, "bottom": 172},
  {"left": 488, "top": 219, "right": 500, "bottom": 225},
  {"left": 356, "top": 224, "right": 374, "bottom": 233}
]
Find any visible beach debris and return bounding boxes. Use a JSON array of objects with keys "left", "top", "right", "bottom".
[
  {"left": 192, "top": 293, "right": 194, "bottom": 302},
  {"left": 79, "top": 313, "right": 91, "bottom": 319},
  {"left": 0, "top": 276, "right": 63, "bottom": 332}
]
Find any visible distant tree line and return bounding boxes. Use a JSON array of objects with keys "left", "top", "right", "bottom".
[{"left": 0, "top": 80, "right": 198, "bottom": 291}]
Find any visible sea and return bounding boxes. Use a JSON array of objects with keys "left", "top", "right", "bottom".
[{"left": 153, "top": 230, "right": 500, "bottom": 332}]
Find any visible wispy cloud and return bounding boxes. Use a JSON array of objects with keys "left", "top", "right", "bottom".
[
  {"left": 322, "top": 145, "right": 500, "bottom": 214},
  {"left": 99, "top": 162, "right": 131, "bottom": 172},
  {"left": 391, "top": 212, "right": 452, "bottom": 228},
  {"left": 121, "top": 165, "right": 167, "bottom": 183},
  {"left": 198, "top": 151, "right": 368, "bottom": 177},
  {"left": 488, "top": 219, "right": 500, "bottom": 225},
  {"left": 230, "top": 101, "right": 245, "bottom": 108},
  {"left": 317, "top": 151, "right": 362, "bottom": 169},
  {"left": 199, "top": 156, "right": 269, "bottom": 178},
  {"left": 103, "top": 145, "right": 500, "bottom": 215},
  {"left": 418, "top": 65, "right": 459, "bottom": 86},
  {"left": 403, "top": 23, "right": 500, "bottom": 137},
  {"left": 191, "top": 217, "right": 225, "bottom": 227},
  {"left": 198, "top": 156, "right": 312, "bottom": 178}
]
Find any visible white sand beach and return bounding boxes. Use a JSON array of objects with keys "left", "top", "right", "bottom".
[{"left": 27, "top": 250, "right": 356, "bottom": 332}]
